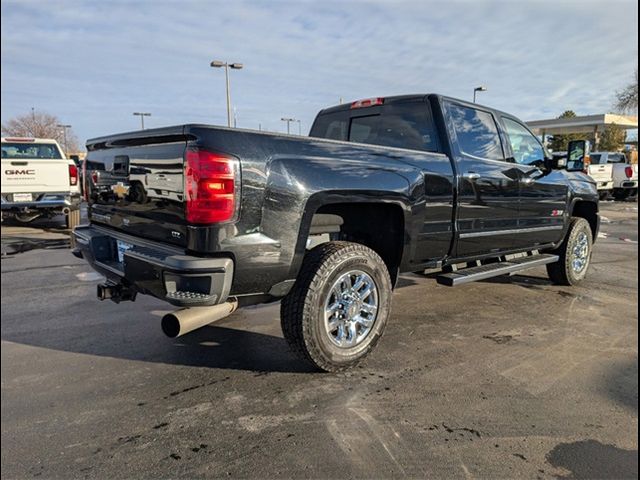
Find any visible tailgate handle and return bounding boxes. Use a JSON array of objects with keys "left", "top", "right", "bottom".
[{"left": 11, "top": 161, "right": 28, "bottom": 166}]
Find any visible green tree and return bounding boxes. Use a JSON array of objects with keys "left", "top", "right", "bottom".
[
  {"left": 548, "top": 110, "right": 589, "bottom": 152},
  {"left": 615, "top": 68, "right": 638, "bottom": 114},
  {"left": 598, "top": 123, "right": 626, "bottom": 151}
]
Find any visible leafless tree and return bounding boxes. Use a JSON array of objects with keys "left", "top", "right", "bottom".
[
  {"left": 1, "top": 110, "right": 81, "bottom": 153},
  {"left": 615, "top": 68, "right": 638, "bottom": 114}
]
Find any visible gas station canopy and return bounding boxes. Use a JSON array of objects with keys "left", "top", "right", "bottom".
[{"left": 527, "top": 113, "right": 637, "bottom": 136}]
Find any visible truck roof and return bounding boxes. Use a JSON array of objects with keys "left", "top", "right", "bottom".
[
  {"left": 1, "top": 137, "right": 61, "bottom": 144},
  {"left": 317, "top": 93, "right": 513, "bottom": 119}
]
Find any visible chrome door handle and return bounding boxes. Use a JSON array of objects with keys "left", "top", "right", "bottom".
[{"left": 463, "top": 172, "right": 481, "bottom": 181}]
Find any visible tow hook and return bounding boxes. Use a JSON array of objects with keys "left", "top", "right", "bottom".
[{"left": 97, "top": 283, "right": 137, "bottom": 303}]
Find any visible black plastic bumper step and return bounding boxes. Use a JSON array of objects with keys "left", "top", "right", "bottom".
[
  {"left": 436, "top": 253, "right": 559, "bottom": 287},
  {"left": 165, "top": 291, "right": 217, "bottom": 305}
]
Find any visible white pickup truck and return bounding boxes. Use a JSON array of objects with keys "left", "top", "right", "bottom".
[
  {"left": 590, "top": 152, "right": 638, "bottom": 200},
  {"left": 1, "top": 137, "right": 82, "bottom": 228}
]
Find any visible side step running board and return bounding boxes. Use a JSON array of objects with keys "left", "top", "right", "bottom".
[{"left": 436, "top": 253, "right": 559, "bottom": 287}]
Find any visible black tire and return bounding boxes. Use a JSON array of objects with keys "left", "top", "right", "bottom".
[
  {"left": 546, "top": 217, "right": 593, "bottom": 286},
  {"left": 65, "top": 208, "right": 81, "bottom": 230},
  {"left": 613, "top": 190, "right": 630, "bottom": 201},
  {"left": 598, "top": 191, "right": 610, "bottom": 201},
  {"left": 281, "top": 241, "right": 392, "bottom": 372}
]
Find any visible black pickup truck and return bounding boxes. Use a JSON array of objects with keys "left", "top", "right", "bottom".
[{"left": 73, "top": 94, "right": 599, "bottom": 371}]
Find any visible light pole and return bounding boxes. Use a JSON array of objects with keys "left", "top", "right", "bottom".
[
  {"left": 281, "top": 117, "right": 297, "bottom": 134},
  {"left": 296, "top": 119, "right": 302, "bottom": 135},
  {"left": 473, "top": 86, "right": 487, "bottom": 103},
  {"left": 57, "top": 124, "right": 71, "bottom": 154},
  {"left": 210, "top": 60, "right": 243, "bottom": 127},
  {"left": 133, "top": 112, "right": 151, "bottom": 129}
]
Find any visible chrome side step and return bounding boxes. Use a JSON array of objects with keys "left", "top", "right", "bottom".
[{"left": 436, "top": 253, "right": 559, "bottom": 287}]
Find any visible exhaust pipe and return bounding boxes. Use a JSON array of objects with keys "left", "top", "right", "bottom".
[
  {"left": 161, "top": 300, "right": 238, "bottom": 338},
  {"left": 62, "top": 207, "right": 71, "bottom": 215}
]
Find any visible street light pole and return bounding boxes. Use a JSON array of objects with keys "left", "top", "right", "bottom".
[
  {"left": 296, "top": 119, "right": 302, "bottom": 135},
  {"left": 281, "top": 117, "right": 296, "bottom": 135},
  {"left": 133, "top": 112, "right": 151, "bottom": 129},
  {"left": 473, "top": 86, "right": 487, "bottom": 103},
  {"left": 56, "top": 124, "right": 71, "bottom": 155},
  {"left": 211, "top": 60, "right": 243, "bottom": 128}
]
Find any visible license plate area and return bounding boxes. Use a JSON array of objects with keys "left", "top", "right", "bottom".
[
  {"left": 13, "top": 193, "right": 33, "bottom": 202},
  {"left": 116, "top": 240, "right": 133, "bottom": 263}
]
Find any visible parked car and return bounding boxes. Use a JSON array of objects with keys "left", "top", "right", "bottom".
[
  {"left": 552, "top": 150, "right": 613, "bottom": 200},
  {"left": 72, "top": 94, "right": 599, "bottom": 371},
  {"left": 1, "top": 137, "right": 82, "bottom": 228},
  {"left": 590, "top": 152, "right": 638, "bottom": 200}
]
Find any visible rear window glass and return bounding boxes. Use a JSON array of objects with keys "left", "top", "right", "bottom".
[
  {"left": 590, "top": 154, "right": 603, "bottom": 164},
  {"left": 310, "top": 101, "right": 440, "bottom": 152},
  {"left": 607, "top": 153, "right": 626, "bottom": 163},
  {"left": 1, "top": 142, "right": 62, "bottom": 159},
  {"left": 445, "top": 102, "right": 504, "bottom": 161}
]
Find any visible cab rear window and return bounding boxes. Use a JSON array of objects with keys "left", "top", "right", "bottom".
[
  {"left": 1, "top": 142, "right": 63, "bottom": 159},
  {"left": 310, "top": 101, "right": 440, "bottom": 152}
]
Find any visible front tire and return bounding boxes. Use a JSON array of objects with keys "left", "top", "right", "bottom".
[
  {"left": 546, "top": 217, "right": 593, "bottom": 286},
  {"left": 281, "top": 241, "right": 392, "bottom": 372}
]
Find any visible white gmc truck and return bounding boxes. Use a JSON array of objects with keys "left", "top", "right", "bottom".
[
  {"left": 590, "top": 152, "right": 638, "bottom": 200},
  {"left": 1, "top": 137, "right": 82, "bottom": 228}
]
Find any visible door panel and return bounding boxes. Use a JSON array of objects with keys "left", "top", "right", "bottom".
[
  {"left": 442, "top": 101, "right": 521, "bottom": 257},
  {"left": 500, "top": 117, "right": 568, "bottom": 247},
  {"left": 455, "top": 158, "right": 521, "bottom": 256}
]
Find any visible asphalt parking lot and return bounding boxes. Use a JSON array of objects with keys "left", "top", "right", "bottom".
[{"left": 1, "top": 201, "right": 638, "bottom": 479}]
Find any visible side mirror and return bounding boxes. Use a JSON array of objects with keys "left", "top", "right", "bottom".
[
  {"left": 566, "top": 140, "right": 591, "bottom": 172},
  {"left": 544, "top": 156, "right": 567, "bottom": 170}
]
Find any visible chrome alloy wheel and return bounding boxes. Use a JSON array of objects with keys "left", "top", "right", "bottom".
[
  {"left": 571, "top": 231, "right": 590, "bottom": 273},
  {"left": 324, "top": 270, "right": 379, "bottom": 348}
]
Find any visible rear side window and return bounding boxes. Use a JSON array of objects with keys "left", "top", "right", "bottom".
[
  {"left": 1, "top": 142, "right": 62, "bottom": 159},
  {"left": 310, "top": 111, "right": 349, "bottom": 141},
  {"left": 445, "top": 102, "right": 504, "bottom": 161},
  {"left": 310, "top": 101, "right": 440, "bottom": 152},
  {"left": 590, "top": 154, "right": 603, "bottom": 164}
]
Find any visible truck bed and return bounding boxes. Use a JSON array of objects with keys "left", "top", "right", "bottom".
[{"left": 84, "top": 124, "right": 455, "bottom": 295}]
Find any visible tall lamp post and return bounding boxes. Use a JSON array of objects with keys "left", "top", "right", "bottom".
[
  {"left": 57, "top": 124, "right": 71, "bottom": 154},
  {"left": 473, "top": 86, "right": 487, "bottom": 103},
  {"left": 133, "top": 112, "right": 151, "bottom": 129},
  {"left": 210, "top": 60, "right": 243, "bottom": 127},
  {"left": 281, "top": 117, "right": 297, "bottom": 134}
]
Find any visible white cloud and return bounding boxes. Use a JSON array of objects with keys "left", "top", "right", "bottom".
[{"left": 1, "top": 0, "right": 637, "bottom": 144}]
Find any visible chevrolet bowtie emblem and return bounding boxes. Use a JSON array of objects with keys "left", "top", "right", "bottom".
[{"left": 111, "top": 182, "right": 130, "bottom": 198}]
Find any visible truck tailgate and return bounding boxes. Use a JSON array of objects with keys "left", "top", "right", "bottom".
[
  {"left": 1, "top": 158, "right": 71, "bottom": 194},
  {"left": 86, "top": 127, "right": 190, "bottom": 247},
  {"left": 587, "top": 163, "right": 613, "bottom": 183}
]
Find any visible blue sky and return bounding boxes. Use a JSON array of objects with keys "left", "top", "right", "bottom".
[{"left": 1, "top": 0, "right": 637, "bottom": 145}]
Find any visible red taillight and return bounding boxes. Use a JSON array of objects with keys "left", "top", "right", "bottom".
[
  {"left": 69, "top": 164, "right": 78, "bottom": 186},
  {"left": 625, "top": 166, "right": 634, "bottom": 178},
  {"left": 350, "top": 97, "right": 384, "bottom": 109},
  {"left": 184, "top": 148, "right": 237, "bottom": 224}
]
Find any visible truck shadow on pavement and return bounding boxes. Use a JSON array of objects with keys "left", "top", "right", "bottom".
[{"left": 2, "top": 311, "right": 317, "bottom": 374}]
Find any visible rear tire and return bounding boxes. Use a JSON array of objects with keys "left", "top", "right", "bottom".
[
  {"left": 546, "top": 217, "right": 593, "bottom": 286},
  {"left": 65, "top": 208, "right": 81, "bottom": 230},
  {"left": 281, "top": 241, "right": 392, "bottom": 372},
  {"left": 613, "top": 189, "right": 630, "bottom": 201}
]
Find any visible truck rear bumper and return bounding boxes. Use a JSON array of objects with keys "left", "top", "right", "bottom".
[
  {"left": 596, "top": 181, "right": 613, "bottom": 191},
  {"left": 72, "top": 225, "right": 234, "bottom": 307},
  {"left": 1, "top": 192, "right": 81, "bottom": 211}
]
